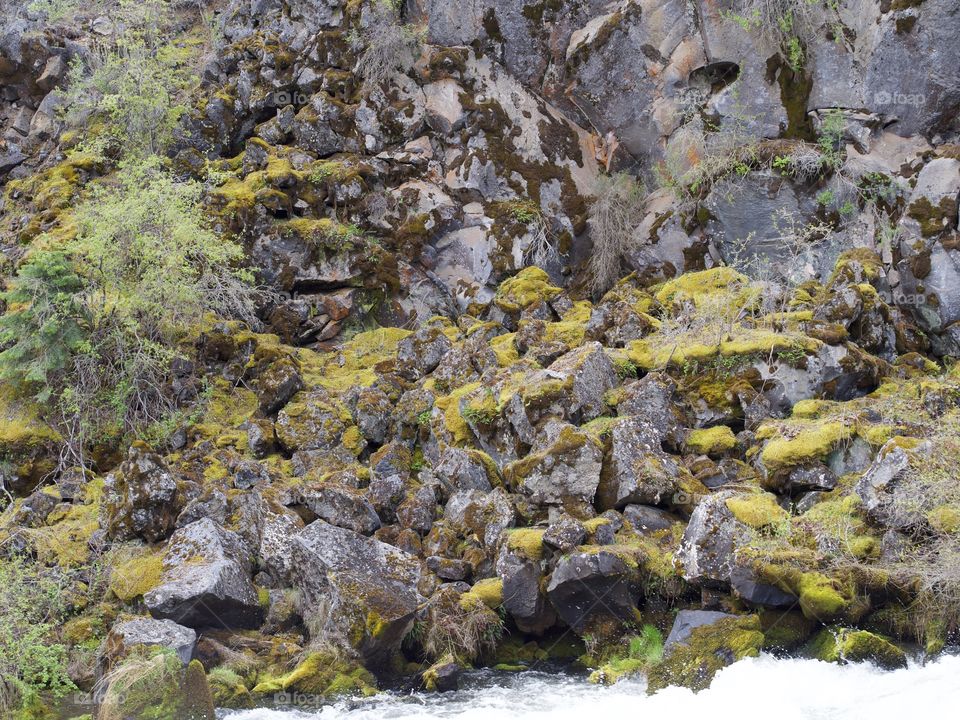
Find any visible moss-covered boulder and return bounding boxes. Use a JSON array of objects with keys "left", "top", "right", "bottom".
[
  {"left": 0, "top": 392, "right": 60, "bottom": 494},
  {"left": 98, "top": 652, "right": 215, "bottom": 720},
  {"left": 251, "top": 651, "right": 377, "bottom": 699},
  {"left": 808, "top": 628, "right": 908, "bottom": 669},
  {"left": 647, "top": 614, "right": 764, "bottom": 693},
  {"left": 290, "top": 520, "right": 422, "bottom": 666},
  {"left": 104, "top": 446, "right": 184, "bottom": 544}
]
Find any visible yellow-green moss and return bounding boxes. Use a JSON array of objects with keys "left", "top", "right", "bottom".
[
  {"left": 646, "top": 615, "right": 764, "bottom": 693},
  {"left": 686, "top": 426, "right": 737, "bottom": 455},
  {"left": 759, "top": 422, "right": 850, "bottom": 472},
  {"left": 494, "top": 267, "right": 561, "bottom": 312},
  {"left": 505, "top": 528, "right": 546, "bottom": 561},
  {"left": 490, "top": 333, "right": 520, "bottom": 366},
  {"left": 253, "top": 652, "right": 377, "bottom": 698},
  {"left": 808, "top": 628, "right": 907, "bottom": 669},
  {"left": 299, "top": 327, "right": 411, "bottom": 394},
  {"left": 462, "top": 578, "right": 504, "bottom": 609},
  {"left": 726, "top": 492, "right": 789, "bottom": 529},
  {"left": 108, "top": 546, "right": 165, "bottom": 601},
  {"left": 653, "top": 267, "right": 753, "bottom": 308}
]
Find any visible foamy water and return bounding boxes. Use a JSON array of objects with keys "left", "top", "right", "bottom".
[{"left": 220, "top": 652, "right": 960, "bottom": 720}]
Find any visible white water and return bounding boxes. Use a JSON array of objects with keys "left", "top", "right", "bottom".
[{"left": 221, "top": 653, "right": 960, "bottom": 720}]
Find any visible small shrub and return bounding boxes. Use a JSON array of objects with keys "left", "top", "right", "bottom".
[
  {"left": 62, "top": 0, "right": 196, "bottom": 158},
  {"left": 0, "top": 556, "right": 75, "bottom": 715},
  {"left": 0, "top": 157, "right": 257, "bottom": 463},
  {"left": 418, "top": 588, "right": 504, "bottom": 663},
  {"left": 350, "top": 0, "right": 425, "bottom": 95},
  {"left": 587, "top": 173, "right": 646, "bottom": 295}
]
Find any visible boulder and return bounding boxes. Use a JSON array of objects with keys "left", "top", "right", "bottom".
[
  {"left": 505, "top": 422, "right": 603, "bottom": 506},
  {"left": 106, "top": 618, "right": 198, "bottom": 666},
  {"left": 290, "top": 520, "right": 422, "bottom": 666},
  {"left": 496, "top": 536, "right": 555, "bottom": 635},
  {"left": 105, "top": 447, "right": 184, "bottom": 544},
  {"left": 256, "top": 358, "right": 303, "bottom": 415},
  {"left": 597, "top": 417, "right": 684, "bottom": 510},
  {"left": 546, "top": 548, "right": 641, "bottom": 632},
  {"left": 145, "top": 519, "right": 262, "bottom": 629},
  {"left": 396, "top": 323, "right": 453, "bottom": 380},
  {"left": 301, "top": 483, "right": 382, "bottom": 535}
]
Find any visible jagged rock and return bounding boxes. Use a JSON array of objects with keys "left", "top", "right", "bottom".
[
  {"left": 623, "top": 505, "right": 682, "bottom": 534},
  {"left": 145, "top": 518, "right": 262, "bottom": 629},
  {"left": 496, "top": 537, "right": 555, "bottom": 635},
  {"left": 546, "top": 548, "right": 640, "bottom": 632},
  {"left": 106, "top": 618, "right": 197, "bottom": 666},
  {"left": 290, "top": 520, "right": 422, "bottom": 666},
  {"left": 597, "top": 416, "right": 684, "bottom": 510},
  {"left": 434, "top": 447, "right": 495, "bottom": 496},
  {"left": 365, "top": 473, "right": 407, "bottom": 523},
  {"left": 275, "top": 390, "right": 363, "bottom": 464},
  {"left": 257, "top": 358, "right": 303, "bottom": 415},
  {"left": 301, "top": 482, "right": 382, "bottom": 535},
  {"left": 616, "top": 372, "right": 684, "bottom": 443},
  {"left": 855, "top": 439, "right": 929, "bottom": 531},
  {"left": 505, "top": 422, "right": 603, "bottom": 506},
  {"left": 541, "top": 342, "right": 619, "bottom": 423},
  {"left": 105, "top": 447, "right": 184, "bottom": 544},
  {"left": 786, "top": 463, "right": 839, "bottom": 493},
  {"left": 353, "top": 386, "right": 393, "bottom": 445},
  {"left": 897, "top": 158, "right": 960, "bottom": 335},
  {"left": 176, "top": 489, "right": 228, "bottom": 529},
  {"left": 397, "top": 483, "right": 437, "bottom": 534},
  {"left": 444, "top": 488, "right": 516, "bottom": 549},
  {"left": 396, "top": 322, "right": 453, "bottom": 380},
  {"left": 663, "top": 610, "right": 738, "bottom": 651},
  {"left": 542, "top": 515, "right": 587, "bottom": 553}
]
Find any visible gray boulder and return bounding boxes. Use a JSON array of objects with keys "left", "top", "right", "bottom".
[
  {"left": 107, "top": 618, "right": 197, "bottom": 666},
  {"left": 290, "top": 520, "right": 422, "bottom": 666},
  {"left": 546, "top": 549, "right": 640, "bottom": 632},
  {"left": 145, "top": 518, "right": 262, "bottom": 629}
]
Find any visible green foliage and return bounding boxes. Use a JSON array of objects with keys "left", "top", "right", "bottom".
[
  {"left": 817, "top": 109, "right": 847, "bottom": 169},
  {"left": 628, "top": 624, "right": 664, "bottom": 665},
  {"left": 62, "top": 0, "right": 196, "bottom": 158},
  {"left": 26, "top": 0, "right": 85, "bottom": 21},
  {"left": 816, "top": 189, "right": 836, "bottom": 206},
  {"left": 0, "top": 252, "right": 87, "bottom": 403},
  {"left": 0, "top": 158, "right": 256, "bottom": 457},
  {"left": 0, "top": 556, "right": 75, "bottom": 714}
]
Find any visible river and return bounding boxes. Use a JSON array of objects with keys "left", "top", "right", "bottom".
[{"left": 220, "top": 652, "right": 960, "bottom": 720}]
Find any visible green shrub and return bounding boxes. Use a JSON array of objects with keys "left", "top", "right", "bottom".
[
  {"left": 0, "top": 556, "right": 75, "bottom": 715},
  {"left": 62, "top": 0, "right": 196, "bottom": 158},
  {"left": 0, "top": 157, "right": 256, "bottom": 458}
]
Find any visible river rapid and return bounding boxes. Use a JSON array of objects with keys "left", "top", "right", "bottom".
[{"left": 221, "top": 652, "right": 960, "bottom": 720}]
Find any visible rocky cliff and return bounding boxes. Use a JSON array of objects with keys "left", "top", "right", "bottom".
[{"left": 1, "top": 0, "right": 959, "bottom": 716}]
